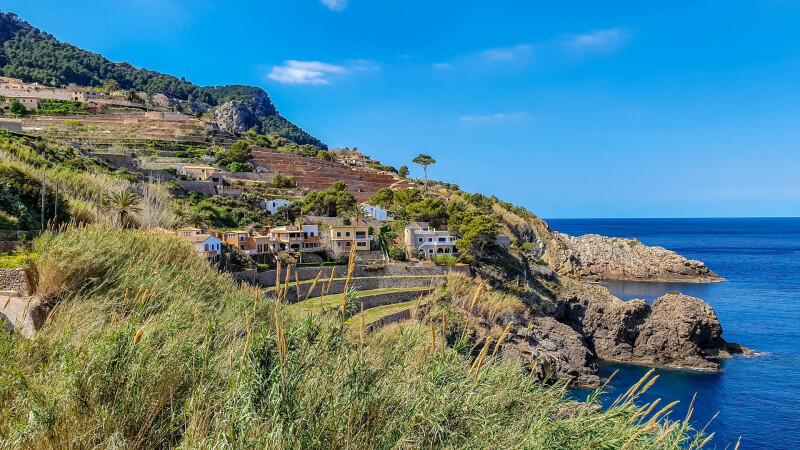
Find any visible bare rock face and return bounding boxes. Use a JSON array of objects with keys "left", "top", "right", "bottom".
[
  {"left": 553, "top": 280, "right": 747, "bottom": 371},
  {"left": 521, "top": 217, "right": 723, "bottom": 282},
  {"left": 212, "top": 89, "right": 278, "bottom": 133},
  {"left": 558, "top": 234, "right": 723, "bottom": 282}
]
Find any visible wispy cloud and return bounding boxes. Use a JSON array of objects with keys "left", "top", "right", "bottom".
[
  {"left": 433, "top": 62, "right": 453, "bottom": 70},
  {"left": 267, "top": 60, "right": 347, "bottom": 85},
  {"left": 459, "top": 112, "right": 530, "bottom": 123},
  {"left": 478, "top": 44, "right": 532, "bottom": 62},
  {"left": 320, "top": 0, "right": 347, "bottom": 11},
  {"left": 565, "top": 29, "right": 627, "bottom": 52}
]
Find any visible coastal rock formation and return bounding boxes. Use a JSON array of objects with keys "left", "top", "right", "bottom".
[
  {"left": 498, "top": 316, "right": 601, "bottom": 388},
  {"left": 518, "top": 216, "right": 724, "bottom": 282},
  {"left": 553, "top": 279, "right": 748, "bottom": 371}
]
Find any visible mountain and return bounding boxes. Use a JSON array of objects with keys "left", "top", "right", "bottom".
[{"left": 0, "top": 11, "right": 326, "bottom": 148}]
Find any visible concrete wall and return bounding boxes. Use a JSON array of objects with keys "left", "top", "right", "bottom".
[
  {"left": 0, "top": 268, "right": 33, "bottom": 296},
  {"left": 234, "top": 262, "right": 460, "bottom": 287}
]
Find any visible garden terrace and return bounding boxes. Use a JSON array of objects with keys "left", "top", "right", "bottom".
[
  {"left": 251, "top": 147, "right": 412, "bottom": 201},
  {"left": 20, "top": 112, "right": 207, "bottom": 143}
]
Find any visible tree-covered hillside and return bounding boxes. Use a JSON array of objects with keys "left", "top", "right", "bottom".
[{"left": 0, "top": 11, "right": 326, "bottom": 148}]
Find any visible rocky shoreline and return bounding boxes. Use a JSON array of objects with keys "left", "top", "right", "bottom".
[{"left": 523, "top": 218, "right": 725, "bottom": 283}]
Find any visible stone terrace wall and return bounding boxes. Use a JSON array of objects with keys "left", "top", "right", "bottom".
[
  {"left": 0, "top": 269, "right": 33, "bottom": 296},
  {"left": 234, "top": 262, "right": 460, "bottom": 287},
  {"left": 251, "top": 148, "right": 411, "bottom": 201},
  {"left": 277, "top": 276, "right": 444, "bottom": 302}
]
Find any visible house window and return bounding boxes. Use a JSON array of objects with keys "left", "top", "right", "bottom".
[
  {"left": 438, "top": 237, "right": 446, "bottom": 242},
  {"left": 428, "top": 238, "right": 433, "bottom": 242},
  {"left": 429, "top": 249, "right": 434, "bottom": 253},
  {"left": 336, "top": 232, "right": 341, "bottom": 237},
  {"left": 418, "top": 238, "right": 423, "bottom": 243},
  {"left": 204, "top": 244, "right": 209, "bottom": 251},
  {"left": 346, "top": 232, "right": 351, "bottom": 237}
]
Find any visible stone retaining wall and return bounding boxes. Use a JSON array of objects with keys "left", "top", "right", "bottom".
[
  {"left": 367, "top": 309, "right": 413, "bottom": 332},
  {"left": 0, "top": 268, "right": 33, "bottom": 296},
  {"left": 234, "top": 263, "right": 461, "bottom": 287},
  {"left": 277, "top": 276, "right": 444, "bottom": 301}
]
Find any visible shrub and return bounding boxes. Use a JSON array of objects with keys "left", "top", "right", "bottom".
[
  {"left": 174, "top": 151, "right": 189, "bottom": 158},
  {"left": 227, "top": 162, "right": 254, "bottom": 172},
  {"left": 271, "top": 173, "right": 297, "bottom": 188},
  {"left": 432, "top": 254, "right": 458, "bottom": 267},
  {"left": 520, "top": 242, "right": 535, "bottom": 252},
  {"left": 64, "top": 119, "right": 84, "bottom": 126},
  {"left": 388, "top": 246, "right": 406, "bottom": 261},
  {"left": 533, "top": 258, "right": 549, "bottom": 267}
]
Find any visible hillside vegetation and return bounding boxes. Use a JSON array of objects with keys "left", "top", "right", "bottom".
[
  {"left": 0, "top": 11, "right": 325, "bottom": 147},
  {"left": 0, "top": 225, "right": 707, "bottom": 448}
]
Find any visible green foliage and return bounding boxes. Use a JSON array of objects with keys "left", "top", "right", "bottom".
[
  {"left": 0, "top": 181, "right": 35, "bottom": 230},
  {"left": 456, "top": 215, "right": 499, "bottom": 261},
  {"left": 520, "top": 242, "right": 535, "bottom": 252},
  {"left": 398, "top": 165, "right": 409, "bottom": 178},
  {"left": 271, "top": 173, "right": 297, "bottom": 188},
  {"left": 405, "top": 198, "right": 447, "bottom": 227},
  {"left": 432, "top": 254, "right": 459, "bottom": 266},
  {"left": 0, "top": 251, "right": 35, "bottom": 268},
  {"left": 366, "top": 163, "right": 398, "bottom": 173},
  {"left": 302, "top": 181, "right": 356, "bottom": 217},
  {"left": 369, "top": 187, "right": 394, "bottom": 208},
  {"left": 0, "top": 166, "right": 69, "bottom": 229},
  {"left": 37, "top": 98, "right": 88, "bottom": 115},
  {"left": 256, "top": 115, "right": 327, "bottom": 149},
  {"left": 103, "top": 79, "right": 118, "bottom": 92},
  {"left": 533, "top": 258, "right": 548, "bottom": 267},
  {"left": 388, "top": 246, "right": 406, "bottom": 261},
  {"left": 316, "top": 150, "right": 335, "bottom": 161},
  {"left": 8, "top": 98, "right": 26, "bottom": 116},
  {"left": 229, "top": 140, "right": 252, "bottom": 162},
  {"left": 226, "top": 162, "right": 254, "bottom": 172}
]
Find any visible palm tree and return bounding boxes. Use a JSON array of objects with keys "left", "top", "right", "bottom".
[
  {"left": 102, "top": 189, "right": 142, "bottom": 228},
  {"left": 345, "top": 205, "right": 368, "bottom": 226},
  {"left": 183, "top": 211, "right": 209, "bottom": 229}
]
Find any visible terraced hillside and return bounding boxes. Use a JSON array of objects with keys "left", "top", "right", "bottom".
[
  {"left": 251, "top": 147, "right": 412, "bottom": 201},
  {"left": 22, "top": 112, "right": 209, "bottom": 144},
  {"left": 238, "top": 262, "right": 461, "bottom": 327}
]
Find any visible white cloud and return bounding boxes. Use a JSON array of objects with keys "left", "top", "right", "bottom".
[
  {"left": 267, "top": 60, "right": 347, "bottom": 85},
  {"left": 459, "top": 112, "right": 529, "bottom": 123},
  {"left": 433, "top": 62, "right": 453, "bottom": 70},
  {"left": 566, "top": 29, "right": 627, "bottom": 51},
  {"left": 320, "top": 0, "right": 347, "bottom": 11},
  {"left": 479, "top": 44, "right": 532, "bottom": 62}
]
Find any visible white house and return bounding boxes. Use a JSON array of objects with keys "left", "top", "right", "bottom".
[
  {"left": 361, "top": 203, "right": 394, "bottom": 221},
  {"left": 177, "top": 230, "right": 222, "bottom": 262},
  {"left": 404, "top": 222, "right": 457, "bottom": 259},
  {"left": 264, "top": 198, "right": 292, "bottom": 215}
]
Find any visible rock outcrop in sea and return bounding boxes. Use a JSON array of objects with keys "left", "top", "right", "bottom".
[{"left": 520, "top": 217, "right": 724, "bottom": 282}]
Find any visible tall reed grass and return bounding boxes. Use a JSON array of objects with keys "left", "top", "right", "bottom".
[{"left": 0, "top": 225, "right": 712, "bottom": 448}]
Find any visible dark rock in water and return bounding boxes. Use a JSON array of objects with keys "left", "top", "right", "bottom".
[{"left": 552, "top": 279, "right": 747, "bottom": 371}]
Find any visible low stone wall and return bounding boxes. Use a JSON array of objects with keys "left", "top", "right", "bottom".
[
  {"left": 234, "top": 263, "right": 460, "bottom": 287},
  {"left": 0, "top": 268, "right": 33, "bottom": 296},
  {"left": 358, "top": 289, "right": 433, "bottom": 310},
  {"left": 276, "top": 276, "right": 444, "bottom": 302},
  {"left": 367, "top": 309, "right": 413, "bottom": 332}
]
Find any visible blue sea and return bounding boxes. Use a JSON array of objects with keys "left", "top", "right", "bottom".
[{"left": 549, "top": 218, "right": 800, "bottom": 449}]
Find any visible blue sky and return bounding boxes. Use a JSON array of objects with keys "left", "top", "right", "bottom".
[{"left": 8, "top": 0, "right": 800, "bottom": 218}]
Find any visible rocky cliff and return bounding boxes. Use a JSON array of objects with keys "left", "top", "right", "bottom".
[
  {"left": 516, "top": 215, "right": 724, "bottom": 282},
  {"left": 211, "top": 89, "right": 278, "bottom": 133}
]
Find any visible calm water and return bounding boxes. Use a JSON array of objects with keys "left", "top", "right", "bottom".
[{"left": 549, "top": 218, "right": 800, "bottom": 449}]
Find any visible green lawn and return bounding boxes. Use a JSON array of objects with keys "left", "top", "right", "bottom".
[{"left": 292, "top": 287, "right": 430, "bottom": 311}]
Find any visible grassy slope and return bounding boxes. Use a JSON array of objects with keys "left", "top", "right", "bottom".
[{"left": 0, "top": 226, "right": 705, "bottom": 448}]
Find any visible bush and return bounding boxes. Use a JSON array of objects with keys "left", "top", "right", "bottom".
[
  {"left": 227, "top": 162, "right": 254, "bottom": 172},
  {"left": 174, "top": 151, "right": 189, "bottom": 158},
  {"left": 432, "top": 254, "right": 459, "bottom": 267},
  {"left": 39, "top": 100, "right": 88, "bottom": 115},
  {"left": 388, "top": 246, "right": 406, "bottom": 261},
  {"left": 271, "top": 173, "right": 297, "bottom": 188},
  {"left": 520, "top": 242, "right": 535, "bottom": 252}
]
